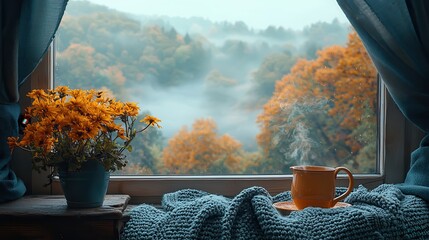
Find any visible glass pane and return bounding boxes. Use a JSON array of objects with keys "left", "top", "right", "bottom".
[{"left": 55, "top": 0, "right": 378, "bottom": 175}]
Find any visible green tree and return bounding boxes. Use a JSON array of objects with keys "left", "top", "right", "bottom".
[
  {"left": 260, "top": 26, "right": 296, "bottom": 40},
  {"left": 300, "top": 19, "right": 349, "bottom": 59},
  {"left": 120, "top": 113, "right": 164, "bottom": 175},
  {"left": 247, "top": 51, "right": 297, "bottom": 107}
]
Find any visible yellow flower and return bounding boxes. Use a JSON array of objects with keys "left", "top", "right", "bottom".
[
  {"left": 54, "top": 86, "right": 70, "bottom": 97},
  {"left": 116, "top": 128, "right": 128, "bottom": 140},
  {"left": 7, "top": 137, "right": 19, "bottom": 151},
  {"left": 27, "top": 89, "right": 49, "bottom": 100},
  {"left": 69, "top": 89, "right": 85, "bottom": 99},
  {"left": 109, "top": 101, "right": 125, "bottom": 116},
  {"left": 141, "top": 115, "right": 162, "bottom": 128},
  {"left": 104, "top": 122, "right": 122, "bottom": 133},
  {"left": 91, "top": 110, "right": 114, "bottom": 126},
  {"left": 28, "top": 100, "right": 58, "bottom": 118},
  {"left": 123, "top": 102, "right": 139, "bottom": 116},
  {"left": 8, "top": 86, "right": 161, "bottom": 173}
]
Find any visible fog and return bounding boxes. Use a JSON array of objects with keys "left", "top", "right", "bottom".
[
  {"left": 126, "top": 67, "right": 262, "bottom": 151},
  {"left": 122, "top": 18, "right": 348, "bottom": 151},
  {"left": 62, "top": 1, "right": 350, "bottom": 152}
]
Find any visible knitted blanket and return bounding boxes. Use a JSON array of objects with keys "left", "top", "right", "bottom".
[{"left": 122, "top": 184, "right": 429, "bottom": 239}]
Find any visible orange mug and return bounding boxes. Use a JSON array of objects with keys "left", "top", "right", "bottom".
[{"left": 290, "top": 165, "right": 354, "bottom": 210}]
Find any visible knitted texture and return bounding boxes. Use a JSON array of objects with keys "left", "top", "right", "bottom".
[{"left": 122, "top": 184, "right": 429, "bottom": 239}]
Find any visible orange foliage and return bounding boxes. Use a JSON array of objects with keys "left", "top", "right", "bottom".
[
  {"left": 116, "top": 163, "right": 154, "bottom": 175},
  {"left": 257, "top": 31, "right": 377, "bottom": 161},
  {"left": 161, "top": 118, "right": 244, "bottom": 174},
  {"left": 101, "top": 65, "right": 126, "bottom": 85},
  {"left": 58, "top": 43, "right": 96, "bottom": 77},
  {"left": 317, "top": 32, "right": 377, "bottom": 128}
]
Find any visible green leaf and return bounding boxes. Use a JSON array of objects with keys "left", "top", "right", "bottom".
[{"left": 126, "top": 145, "right": 133, "bottom": 152}]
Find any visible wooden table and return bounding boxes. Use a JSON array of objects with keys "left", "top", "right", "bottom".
[{"left": 0, "top": 195, "right": 130, "bottom": 240}]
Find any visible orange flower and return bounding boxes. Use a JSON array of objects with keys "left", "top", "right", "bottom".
[
  {"left": 123, "top": 102, "right": 139, "bottom": 116},
  {"left": 55, "top": 86, "right": 70, "bottom": 97},
  {"left": 7, "top": 137, "right": 19, "bottom": 151},
  {"left": 27, "top": 89, "right": 49, "bottom": 100},
  {"left": 141, "top": 115, "right": 162, "bottom": 128},
  {"left": 8, "top": 86, "right": 161, "bottom": 172}
]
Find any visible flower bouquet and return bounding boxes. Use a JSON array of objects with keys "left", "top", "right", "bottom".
[{"left": 8, "top": 86, "right": 161, "bottom": 207}]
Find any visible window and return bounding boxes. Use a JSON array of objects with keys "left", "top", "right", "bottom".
[{"left": 20, "top": 0, "right": 422, "bottom": 202}]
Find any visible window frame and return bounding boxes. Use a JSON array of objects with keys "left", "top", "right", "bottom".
[{"left": 16, "top": 44, "right": 422, "bottom": 204}]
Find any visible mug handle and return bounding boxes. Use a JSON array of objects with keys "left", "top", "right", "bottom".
[{"left": 332, "top": 167, "right": 354, "bottom": 205}]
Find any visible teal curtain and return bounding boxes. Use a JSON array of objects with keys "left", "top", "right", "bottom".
[
  {"left": 337, "top": 0, "right": 429, "bottom": 201},
  {"left": 0, "top": 0, "right": 68, "bottom": 202}
]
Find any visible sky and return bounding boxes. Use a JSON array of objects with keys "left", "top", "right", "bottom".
[{"left": 83, "top": 0, "right": 349, "bottom": 30}]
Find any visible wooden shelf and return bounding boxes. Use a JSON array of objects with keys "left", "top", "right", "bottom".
[{"left": 0, "top": 195, "right": 130, "bottom": 240}]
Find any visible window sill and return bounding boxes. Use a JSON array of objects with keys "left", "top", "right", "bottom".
[{"left": 51, "top": 174, "right": 384, "bottom": 204}]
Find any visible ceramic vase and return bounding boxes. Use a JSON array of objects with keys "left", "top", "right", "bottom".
[{"left": 58, "top": 160, "right": 110, "bottom": 208}]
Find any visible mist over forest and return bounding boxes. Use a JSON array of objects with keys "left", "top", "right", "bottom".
[
  {"left": 52, "top": 0, "right": 381, "bottom": 176},
  {"left": 56, "top": 1, "right": 351, "bottom": 152}
]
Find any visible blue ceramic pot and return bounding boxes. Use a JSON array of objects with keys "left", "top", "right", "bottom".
[{"left": 58, "top": 160, "right": 110, "bottom": 208}]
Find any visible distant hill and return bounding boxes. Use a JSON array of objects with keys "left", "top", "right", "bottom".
[
  {"left": 64, "top": 0, "right": 115, "bottom": 16},
  {"left": 57, "top": 0, "right": 352, "bottom": 154},
  {"left": 65, "top": 1, "right": 349, "bottom": 45}
]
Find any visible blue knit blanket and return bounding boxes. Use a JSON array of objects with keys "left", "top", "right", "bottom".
[{"left": 122, "top": 184, "right": 429, "bottom": 239}]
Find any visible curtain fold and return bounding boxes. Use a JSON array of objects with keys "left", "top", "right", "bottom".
[
  {"left": 0, "top": 0, "right": 68, "bottom": 203},
  {"left": 337, "top": 0, "right": 429, "bottom": 201}
]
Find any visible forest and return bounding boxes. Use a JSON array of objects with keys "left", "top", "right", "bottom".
[{"left": 55, "top": 1, "right": 377, "bottom": 175}]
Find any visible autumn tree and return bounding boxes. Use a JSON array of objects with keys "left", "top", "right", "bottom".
[
  {"left": 56, "top": 43, "right": 103, "bottom": 89},
  {"left": 161, "top": 118, "right": 247, "bottom": 174},
  {"left": 55, "top": 0, "right": 357, "bottom": 175},
  {"left": 56, "top": 5, "right": 212, "bottom": 93},
  {"left": 256, "top": 31, "right": 377, "bottom": 173}
]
